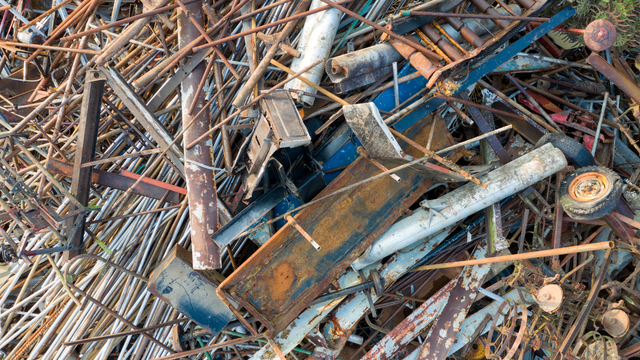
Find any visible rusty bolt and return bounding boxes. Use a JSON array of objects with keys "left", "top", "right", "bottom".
[{"left": 595, "top": 28, "right": 608, "bottom": 41}]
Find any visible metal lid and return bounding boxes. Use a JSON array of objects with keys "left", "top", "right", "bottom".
[
  {"left": 584, "top": 19, "right": 617, "bottom": 51},
  {"left": 536, "top": 284, "right": 563, "bottom": 312},
  {"left": 603, "top": 309, "right": 630, "bottom": 337}
]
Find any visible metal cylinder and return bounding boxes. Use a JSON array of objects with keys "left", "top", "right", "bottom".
[
  {"left": 419, "top": 23, "right": 463, "bottom": 61},
  {"left": 325, "top": 42, "right": 404, "bottom": 93},
  {"left": 445, "top": 17, "right": 484, "bottom": 48},
  {"left": 178, "top": 0, "right": 221, "bottom": 269},
  {"left": 17, "top": 28, "right": 45, "bottom": 44},
  {"left": 515, "top": 0, "right": 535, "bottom": 9},
  {"left": 388, "top": 37, "right": 437, "bottom": 80},
  {"left": 285, "top": 0, "right": 342, "bottom": 107},
  {"left": 469, "top": 0, "right": 510, "bottom": 29},
  {"left": 352, "top": 143, "right": 569, "bottom": 270},
  {"left": 443, "top": 5, "right": 522, "bottom": 47}
]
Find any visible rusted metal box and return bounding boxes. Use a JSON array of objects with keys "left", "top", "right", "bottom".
[{"left": 148, "top": 245, "right": 234, "bottom": 336}]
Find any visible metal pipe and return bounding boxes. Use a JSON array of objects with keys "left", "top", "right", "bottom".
[
  {"left": 592, "top": 92, "right": 609, "bottom": 155},
  {"left": 351, "top": 143, "right": 568, "bottom": 270},
  {"left": 441, "top": 5, "right": 521, "bottom": 46},
  {"left": 285, "top": 0, "right": 342, "bottom": 107},
  {"left": 413, "top": 242, "right": 613, "bottom": 271},
  {"left": 392, "top": 62, "right": 399, "bottom": 108},
  {"left": 418, "top": 23, "right": 463, "bottom": 61},
  {"left": 388, "top": 37, "right": 437, "bottom": 80},
  {"left": 178, "top": 0, "right": 221, "bottom": 269},
  {"left": 317, "top": 0, "right": 442, "bottom": 62},
  {"left": 402, "top": 10, "right": 548, "bottom": 22}
]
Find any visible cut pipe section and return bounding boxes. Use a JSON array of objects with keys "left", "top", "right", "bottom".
[
  {"left": 285, "top": 0, "right": 342, "bottom": 107},
  {"left": 419, "top": 23, "right": 463, "bottom": 61},
  {"left": 389, "top": 36, "right": 437, "bottom": 80}
]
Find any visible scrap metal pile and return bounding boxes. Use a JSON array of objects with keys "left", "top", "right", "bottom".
[{"left": 2, "top": 0, "right": 640, "bottom": 358}]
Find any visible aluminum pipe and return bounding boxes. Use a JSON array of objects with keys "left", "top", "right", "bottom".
[
  {"left": 285, "top": 0, "right": 342, "bottom": 107},
  {"left": 351, "top": 143, "right": 568, "bottom": 270}
]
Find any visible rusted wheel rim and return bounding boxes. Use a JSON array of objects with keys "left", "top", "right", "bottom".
[{"left": 568, "top": 172, "right": 610, "bottom": 202}]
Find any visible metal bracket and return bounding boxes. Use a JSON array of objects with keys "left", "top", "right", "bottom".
[
  {"left": 420, "top": 198, "right": 447, "bottom": 227},
  {"left": 87, "top": 70, "right": 106, "bottom": 82},
  {"left": 285, "top": 214, "right": 321, "bottom": 251}
]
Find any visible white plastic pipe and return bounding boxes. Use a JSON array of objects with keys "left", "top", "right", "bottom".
[
  {"left": 284, "top": 0, "right": 341, "bottom": 107},
  {"left": 351, "top": 143, "right": 568, "bottom": 270}
]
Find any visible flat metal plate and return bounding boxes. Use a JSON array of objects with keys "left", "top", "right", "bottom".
[
  {"left": 148, "top": 245, "right": 234, "bottom": 336},
  {"left": 343, "top": 102, "right": 403, "bottom": 159}
]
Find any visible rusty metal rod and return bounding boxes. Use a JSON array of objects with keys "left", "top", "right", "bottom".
[
  {"left": 505, "top": 73, "right": 561, "bottom": 132},
  {"left": 63, "top": 317, "right": 189, "bottom": 345},
  {"left": 60, "top": 0, "right": 202, "bottom": 42},
  {"left": 401, "top": 10, "right": 549, "bottom": 22},
  {"left": 0, "top": 41, "right": 102, "bottom": 55},
  {"left": 477, "top": 79, "right": 559, "bottom": 133},
  {"left": 192, "top": 0, "right": 357, "bottom": 53},
  {"left": 437, "top": 94, "right": 525, "bottom": 120},
  {"left": 68, "top": 283, "right": 175, "bottom": 354},
  {"left": 86, "top": 204, "right": 182, "bottom": 224},
  {"left": 413, "top": 241, "right": 614, "bottom": 271},
  {"left": 511, "top": 77, "right": 602, "bottom": 120},
  {"left": 18, "top": 0, "right": 72, "bottom": 32},
  {"left": 230, "top": 0, "right": 311, "bottom": 107},
  {"left": 530, "top": 74, "right": 603, "bottom": 95},
  {"left": 388, "top": 128, "right": 488, "bottom": 188},
  {"left": 230, "top": 0, "right": 293, "bottom": 23}
]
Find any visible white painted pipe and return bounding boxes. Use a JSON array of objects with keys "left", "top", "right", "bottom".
[
  {"left": 352, "top": 143, "right": 568, "bottom": 270},
  {"left": 284, "top": 0, "right": 341, "bottom": 107}
]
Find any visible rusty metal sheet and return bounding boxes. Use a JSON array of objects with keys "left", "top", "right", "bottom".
[
  {"left": 415, "top": 243, "right": 493, "bottom": 360},
  {"left": 360, "top": 277, "right": 458, "bottom": 360},
  {"left": 46, "top": 158, "right": 181, "bottom": 204},
  {"left": 217, "top": 154, "right": 435, "bottom": 336}
]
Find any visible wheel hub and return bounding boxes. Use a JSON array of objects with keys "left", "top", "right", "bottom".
[{"left": 568, "top": 172, "right": 609, "bottom": 202}]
